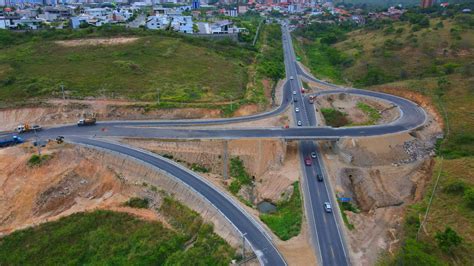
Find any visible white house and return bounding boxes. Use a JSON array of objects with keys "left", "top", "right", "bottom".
[
  {"left": 169, "top": 15, "right": 193, "bottom": 34},
  {"left": 146, "top": 15, "right": 170, "bottom": 30}
]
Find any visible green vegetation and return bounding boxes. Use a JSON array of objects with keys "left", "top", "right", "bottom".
[
  {"left": 0, "top": 209, "right": 234, "bottom": 265},
  {"left": 293, "top": 23, "right": 354, "bottom": 83},
  {"left": 296, "top": 10, "right": 474, "bottom": 265},
  {"left": 228, "top": 157, "right": 253, "bottom": 195},
  {"left": 190, "top": 163, "right": 210, "bottom": 173},
  {"left": 260, "top": 182, "right": 302, "bottom": 240},
  {"left": 338, "top": 201, "right": 359, "bottom": 230},
  {"left": 321, "top": 108, "right": 350, "bottom": 127},
  {"left": 27, "top": 154, "right": 51, "bottom": 167},
  {"left": 435, "top": 226, "right": 463, "bottom": 254},
  {"left": 123, "top": 197, "right": 150, "bottom": 209},
  {"left": 356, "top": 102, "right": 381, "bottom": 125},
  {"left": 0, "top": 27, "right": 252, "bottom": 108}
]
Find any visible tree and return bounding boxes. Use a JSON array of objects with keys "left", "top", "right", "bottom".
[
  {"left": 435, "top": 226, "right": 463, "bottom": 254},
  {"left": 464, "top": 188, "right": 474, "bottom": 209}
]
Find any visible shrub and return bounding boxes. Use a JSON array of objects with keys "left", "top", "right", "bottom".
[
  {"left": 443, "top": 180, "right": 467, "bottom": 195},
  {"left": 228, "top": 157, "right": 252, "bottom": 194},
  {"left": 260, "top": 182, "right": 302, "bottom": 240},
  {"left": 435, "top": 227, "right": 463, "bottom": 254},
  {"left": 27, "top": 154, "right": 51, "bottom": 167},
  {"left": 123, "top": 197, "right": 149, "bottom": 209},
  {"left": 464, "top": 188, "right": 474, "bottom": 209},
  {"left": 321, "top": 108, "right": 349, "bottom": 127},
  {"left": 393, "top": 238, "right": 443, "bottom": 265}
]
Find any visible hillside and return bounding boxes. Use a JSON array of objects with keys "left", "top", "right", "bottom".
[
  {"left": 294, "top": 11, "right": 474, "bottom": 265},
  {"left": 0, "top": 144, "right": 235, "bottom": 265},
  {"left": 0, "top": 26, "right": 283, "bottom": 111}
]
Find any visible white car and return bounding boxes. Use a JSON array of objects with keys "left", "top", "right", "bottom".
[
  {"left": 295, "top": 107, "right": 300, "bottom": 113},
  {"left": 323, "top": 202, "right": 332, "bottom": 213},
  {"left": 293, "top": 91, "right": 296, "bottom": 95},
  {"left": 290, "top": 76, "right": 294, "bottom": 80},
  {"left": 297, "top": 121, "right": 302, "bottom": 126}
]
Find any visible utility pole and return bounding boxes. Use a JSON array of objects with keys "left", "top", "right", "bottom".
[{"left": 61, "top": 84, "right": 65, "bottom": 100}]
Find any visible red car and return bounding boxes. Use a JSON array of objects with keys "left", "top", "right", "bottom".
[
  {"left": 301, "top": 88, "right": 305, "bottom": 93},
  {"left": 305, "top": 157, "right": 312, "bottom": 166}
]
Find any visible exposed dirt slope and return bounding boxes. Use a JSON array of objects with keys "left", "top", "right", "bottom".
[{"left": 0, "top": 143, "right": 163, "bottom": 236}]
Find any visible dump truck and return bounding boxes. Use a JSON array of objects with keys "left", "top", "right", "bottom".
[
  {"left": 16, "top": 124, "right": 42, "bottom": 133},
  {"left": 0, "top": 136, "right": 24, "bottom": 148},
  {"left": 77, "top": 118, "right": 96, "bottom": 126}
]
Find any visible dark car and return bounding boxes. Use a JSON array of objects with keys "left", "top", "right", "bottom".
[
  {"left": 305, "top": 157, "right": 312, "bottom": 166},
  {"left": 317, "top": 174, "right": 323, "bottom": 182}
]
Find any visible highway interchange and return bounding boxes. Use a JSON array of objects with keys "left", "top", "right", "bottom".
[{"left": 6, "top": 24, "right": 427, "bottom": 266}]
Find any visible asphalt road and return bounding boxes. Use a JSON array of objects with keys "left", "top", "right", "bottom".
[
  {"left": 282, "top": 24, "right": 349, "bottom": 266},
  {"left": 70, "top": 137, "right": 286, "bottom": 266},
  {"left": 0, "top": 23, "right": 428, "bottom": 266}
]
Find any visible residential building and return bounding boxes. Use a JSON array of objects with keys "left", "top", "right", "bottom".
[
  {"left": 420, "top": 0, "right": 434, "bottom": 8},
  {"left": 146, "top": 14, "right": 170, "bottom": 30}
]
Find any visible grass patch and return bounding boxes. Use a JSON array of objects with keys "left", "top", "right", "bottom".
[
  {"left": 337, "top": 200, "right": 359, "bottom": 230},
  {"left": 228, "top": 157, "right": 253, "bottom": 195},
  {"left": 27, "top": 154, "right": 51, "bottom": 167},
  {"left": 260, "top": 182, "right": 302, "bottom": 240},
  {"left": 190, "top": 163, "right": 210, "bottom": 173},
  {"left": 0, "top": 27, "right": 254, "bottom": 108},
  {"left": 0, "top": 210, "right": 235, "bottom": 265},
  {"left": 321, "top": 108, "right": 350, "bottom": 127},
  {"left": 123, "top": 197, "right": 150, "bottom": 209},
  {"left": 355, "top": 102, "right": 382, "bottom": 125}
]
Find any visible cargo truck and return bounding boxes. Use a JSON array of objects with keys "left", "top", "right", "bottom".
[
  {"left": 16, "top": 124, "right": 42, "bottom": 133},
  {"left": 77, "top": 118, "right": 96, "bottom": 126},
  {"left": 0, "top": 136, "right": 24, "bottom": 148}
]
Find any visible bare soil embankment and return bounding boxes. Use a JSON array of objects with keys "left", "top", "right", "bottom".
[
  {"left": 0, "top": 142, "right": 243, "bottom": 249},
  {"left": 0, "top": 100, "right": 223, "bottom": 132},
  {"left": 319, "top": 103, "right": 442, "bottom": 265}
]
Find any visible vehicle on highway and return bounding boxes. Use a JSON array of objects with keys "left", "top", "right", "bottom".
[
  {"left": 305, "top": 157, "right": 312, "bottom": 166},
  {"left": 293, "top": 97, "right": 298, "bottom": 102},
  {"left": 290, "top": 76, "right": 294, "bottom": 80},
  {"left": 295, "top": 107, "right": 300, "bottom": 112},
  {"left": 293, "top": 91, "right": 296, "bottom": 95},
  {"left": 324, "top": 202, "right": 332, "bottom": 213},
  {"left": 311, "top": 152, "right": 317, "bottom": 158},
  {"left": 308, "top": 95, "right": 316, "bottom": 104},
  {"left": 77, "top": 118, "right": 97, "bottom": 126},
  {"left": 297, "top": 120, "right": 302, "bottom": 126},
  {"left": 317, "top": 174, "right": 323, "bottom": 182},
  {"left": 16, "top": 124, "right": 42, "bottom": 133},
  {"left": 0, "top": 136, "right": 23, "bottom": 148},
  {"left": 301, "top": 88, "right": 305, "bottom": 93}
]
